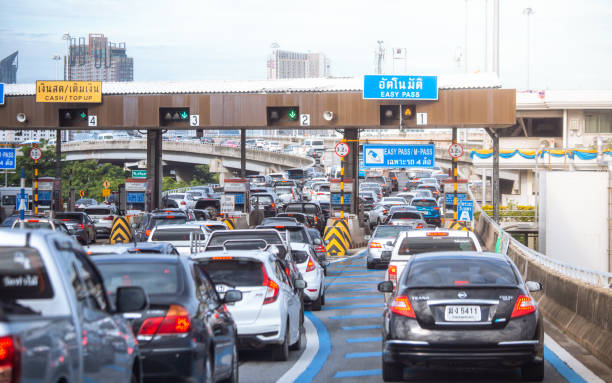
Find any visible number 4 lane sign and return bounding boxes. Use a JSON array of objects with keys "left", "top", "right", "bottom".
[{"left": 88, "top": 115, "right": 97, "bottom": 127}]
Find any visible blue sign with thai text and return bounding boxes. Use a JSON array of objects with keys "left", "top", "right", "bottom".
[
  {"left": 362, "top": 144, "right": 435, "bottom": 168},
  {"left": 0, "top": 148, "right": 16, "bottom": 170},
  {"left": 0, "top": 83, "right": 4, "bottom": 105},
  {"left": 16, "top": 193, "right": 29, "bottom": 210},
  {"left": 331, "top": 193, "right": 351, "bottom": 206},
  {"left": 457, "top": 200, "right": 474, "bottom": 222},
  {"left": 445, "top": 193, "right": 467, "bottom": 206},
  {"left": 363, "top": 75, "right": 438, "bottom": 100},
  {"left": 38, "top": 190, "right": 52, "bottom": 201},
  {"left": 127, "top": 192, "right": 145, "bottom": 203}
]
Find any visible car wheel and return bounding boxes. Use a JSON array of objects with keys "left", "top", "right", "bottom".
[
  {"left": 521, "top": 362, "right": 544, "bottom": 381},
  {"left": 320, "top": 292, "right": 325, "bottom": 305},
  {"left": 323, "top": 266, "right": 328, "bottom": 276},
  {"left": 289, "top": 322, "right": 303, "bottom": 351},
  {"left": 91, "top": 233, "right": 96, "bottom": 244},
  {"left": 205, "top": 206, "right": 218, "bottom": 219},
  {"left": 130, "top": 372, "right": 138, "bottom": 383},
  {"left": 274, "top": 322, "right": 290, "bottom": 361},
  {"left": 221, "top": 343, "right": 238, "bottom": 383},
  {"left": 311, "top": 293, "right": 323, "bottom": 311},
  {"left": 382, "top": 360, "right": 403, "bottom": 382},
  {"left": 367, "top": 261, "right": 374, "bottom": 270}
]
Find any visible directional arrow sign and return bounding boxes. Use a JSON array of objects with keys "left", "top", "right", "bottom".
[
  {"left": 179, "top": 111, "right": 188, "bottom": 120},
  {"left": 79, "top": 111, "right": 87, "bottom": 119},
  {"left": 288, "top": 109, "right": 298, "bottom": 120}
]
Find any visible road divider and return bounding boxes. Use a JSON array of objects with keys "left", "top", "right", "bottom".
[{"left": 109, "top": 216, "right": 133, "bottom": 244}]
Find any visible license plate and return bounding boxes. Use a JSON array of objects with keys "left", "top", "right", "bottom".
[{"left": 444, "top": 305, "right": 481, "bottom": 321}]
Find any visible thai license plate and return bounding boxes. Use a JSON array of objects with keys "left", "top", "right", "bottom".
[{"left": 444, "top": 305, "right": 481, "bottom": 321}]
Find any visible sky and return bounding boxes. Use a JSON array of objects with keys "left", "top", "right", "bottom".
[{"left": 1, "top": 0, "right": 611, "bottom": 90}]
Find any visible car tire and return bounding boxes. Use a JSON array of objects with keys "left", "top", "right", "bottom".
[
  {"left": 221, "top": 343, "right": 238, "bottom": 383},
  {"left": 274, "top": 322, "right": 290, "bottom": 361},
  {"left": 130, "top": 371, "right": 138, "bottom": 383},
  {"left": 205, "top": 206, "right": 218, "bottom": 219},
  {"left": 289, "top": 323, "right": 303, "bottom": 351},
  {"left": 367, "top": 261, "right": 374, "bottom": 269},
  {"left": 311, "top": 293, "right": 323, "bottom": 311},
  {"left": 323, "top": 266, "right": 328, "bottom": 276},
  {"left": 320, "top": 291, "right": 325, "bottom": 305},
  {"left": 521, "top": 362, "right": 544, "bottom": 382},
  {"left": 91, "top": 233, "right": 96, "bottom": 244},
  {"left": 382, "top": 360, "right": 403, "bottom": 382}
]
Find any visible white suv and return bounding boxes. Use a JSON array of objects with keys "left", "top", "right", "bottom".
[
  {"left": 385, "top": 229, "right": 482, "bottom": 295},
  {"left": 193, "top": 247, "right": 305, "bottom": 361}
]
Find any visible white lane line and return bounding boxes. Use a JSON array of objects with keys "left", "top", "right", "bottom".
[
  {"left": 329, "top": 250, "right": 366, "bottom": 264},
  {"left": 277, "top": 315, "right": 319, "bottom": 383},
  {"left": 545, "top": 333, "right": 605, "bottom": 383}
]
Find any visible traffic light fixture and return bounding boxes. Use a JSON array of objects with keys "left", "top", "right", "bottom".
[
  {"left": 160, "top": 107, "right": 190, "bottom": 127},
  {"left": 267, "top": 106, "right": 299, "bottom": 126},
  {"left": 379, "top": 105, "right": 416, "bottom": 127},
  {"left": 59, "top": 108, "right": 88, "bottom": 127}
]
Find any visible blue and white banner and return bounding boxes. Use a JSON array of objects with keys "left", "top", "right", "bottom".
[
  {"left": 363, "top": 75, "right": 438, "bottom": 100},
  {"left": 362, "top": 144, "right": 435, "bottom": 168},
  {"left": 0, "top": 148, "right": 16, "bottom": 170}
]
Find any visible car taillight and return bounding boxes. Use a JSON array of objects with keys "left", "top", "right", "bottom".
[
  {"left": 262, "top": 264, "right": 279, "bottom": 304},
  {"left": 388, "top": 265, "right": 398, "bottom": 285},
  {"left": 0, "top": 336, "right": 20, "bottom": 383},
  {"left": 383, "top": 210, "right": 388, "bottom": 214},
  {"left": 138, "top": 304, "right": 191, "bottom": 336},
  {"left": 390, "top": 295, "right": 416, "bottom": 318},
  {"left": 511, "top": 295, "right": 536, "bottom": 318},
  {"left": 314, "top": 216, "right": 318, "bottom": 223},
  {"left": 104, "top": 216, "right": 114, "bottom": 220},
  {"left": 369, "top": 242, "right": 382, "bottom": 248},
  {"left": 77, "top": 224, "right": 84, "bottom": 229},
  {"left": 403, "top": 187, "right": 407, "bottom": 191},
  {"left": 271, "top": 203, "right": 276, "bottom": 209},
  {"left": 180, "top": 201, "right": 186, "bottom": 205},
  {"left": 306, "top": 256, "right": 316, "bottom": 272},
  {"left": 434, "top": 207, "right": 440, "bottom": 210},
  {"left": 315, "top": 245, "right": 326, "bottom": 253},
  {"left": 145, "top": 229, "right": 151, "bottom": 237},
  {"left": 416, "top": 224, "right": 424, "bottom": 229}
]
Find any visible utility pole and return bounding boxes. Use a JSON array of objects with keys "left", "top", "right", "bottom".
[
  {"left": 376, "top": 40, "right": 385, "bottom": 74},
  {"left": 523, "top": 7, "right": 535, "bottom": 90}
]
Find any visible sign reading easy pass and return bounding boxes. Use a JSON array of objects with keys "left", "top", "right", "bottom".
[
  {"left": 362, "top": 144, "right": 435, "bottom": 168},
  {"left": 363, "top": 75, "right": 438, "bottom": 100},
  {"left": 0, "top": 148, "right": 16, "bottom": 169}
]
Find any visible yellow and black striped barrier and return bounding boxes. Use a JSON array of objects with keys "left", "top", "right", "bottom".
[
  {"left": 109, "top": 216, "right": 133, "bottom": 244},
  {"left": 446, "top": 220, "right": 473, "bottom": 231},
  {"left": 324, "top": 226, "right": 350, "bottom": 256},
  {"left": 330, "top": 218, "right": 353, "bottom": 248},
  {"left": 223, "top": 218, "right": 235, "bottom": 230}
]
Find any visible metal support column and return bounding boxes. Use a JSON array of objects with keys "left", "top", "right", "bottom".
[
  {"left": 342, "top": 129, "right": 359, "bottom": 215},
  {"left": 486, "top": 128, "right": 500, "bottom": 223},
  {"left": 452, "top": 128, "right": 458, "bottom": 221},
  {"left": 55, "top": 129, "right": 62, "bottom": 212},
  {"left": 146, "top": 130, "right": 163, "bottom": 211},
  {"left": 240, "top": 129, "right": 246, "bottom": 178}
]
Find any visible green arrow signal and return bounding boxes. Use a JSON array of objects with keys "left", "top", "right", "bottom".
[
  {"left": 79, "top": 112, "right": 87, "bottom": 119},
  {"left": 288, "top": 109, "right": 298, "bottom": 120},
  {"left": 179, "top": 111, "right": 188, "bottom": 120}
]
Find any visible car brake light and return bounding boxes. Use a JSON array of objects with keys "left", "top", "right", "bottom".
[
  {"left": 426, "top": 232, "right": 448, "bottom": 236},
  {"left": 434, "top": 207, "right": 440, "bottom": 210},
  {"left": 274, "top": 226, "right": 285, "bottom": 229},
  {"left": 145, "top": 229, "right": 151, "bottom": 237},
  {"left": 261, "top": 264, "right": 279, "bottom": 305},
  {"left": 271, "top": 203, "right": 276, "bottom": 209},
  {"left": 104, "top": 216, "right": 114, "bottom": 220},
  {"left": 511, "top": 295, "right": 536, "bottom": 318},
  {"left": 138, "top": 304, "right": 191, "bottom": 336},
  {"left": 180, "top": 201, "right": 186, "bottom": 205},
  {"left": 61, "top": 219, "right": 70, "bottom": 221},
  {"left": 403, "top": 187, "right": 407, "bottom": 191},
  {"left": 416, "top": 224, "right": 424, "bottom": 229},
  {"left": 306, "top": 256, "right": 316, "bottom": 272},
  {"left": 165, "top": 216, "right": 175, "bottom": 219},
  {"left": 388, "top": 265, "right": 398, "bottom": 285},
  {"left": 369, "top": 242, "right": 382, "bottom": 248},
  {"left": 316, "top": 245, "right": 326, "bottom": 253},
  {"left": 77, "top": 224, "right": 84, "bottom": 229},
  {"left": 390, "top": 295, "right": 416, "bottom": 318},
  {"left": 0, "top": 336, "right": 20, "bottom": 383},
  {"left": 26, "top": 219, "right": 39, "bottom": 223},
  {"left": 212, "top": 256, "right": 233, "bottom": 260}
]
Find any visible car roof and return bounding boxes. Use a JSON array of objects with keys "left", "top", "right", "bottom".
[
  {"left": 411, "top": 251, "right": 507, "bottom": 262},
  {"left": 404, "top": 229, "right": 473, "bottom": 238},
  {"left": 92, "top": 253, "right": 186, "bottom": 264},
  {"left": 152, "top": 224, "right": 205, "bottom": 230},
  {"left": 192, "top": 248, "right": 276, "bottom": 261}
]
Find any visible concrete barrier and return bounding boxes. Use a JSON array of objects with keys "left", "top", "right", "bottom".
[
  {"left": 224, "top": 213, "right": 249, "bottom": 229},
  {"left": 325, "top": 215, "right": 367, "bottom": 248},
  {"left": 475, "top": 213, "right": 612, "bottom": 367}
]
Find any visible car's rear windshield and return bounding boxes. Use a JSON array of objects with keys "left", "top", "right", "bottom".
[
  {"left": 287, "top": 169, "right": 304, "bottom": 178},
  {"left": 366, "top": 177, "right": 384, "bottom": 183},
  {"left": 292, "top": 250, "right": 310, "bottom": 264},
  {"left": 276, "top": 187, "right": 293, "bottom": 194},
  {"left": 14, "top": 221, "right": 54, "bottom": 229},
  {"left": 167, "top": 194, "right": 185, "bottom": 199},
  {"left": 285, "top": 204, "right": 318, "bottom": 214},
  {"left": 317, "top": 185, "right": 330, "bottom": 192},
  {"left": 151, "top": 228, "right": 203, "bottom": 241},
  {"left": 261, "top": 226, "right": 307, "bottom": 243},
  {"left": 96, "top": 263, "right": 181, "bottom": 296},
  {"left": 374, "top": 225, "right": 412, "bottom": 238},
  {"left": 278, "top": 214, "right": 306, "bottom": 223},
  {"left": 384, "top": 198, "right": 405, "bottom": 203},
  {"left": 411, "top": 200, "right": 437, "bottom": 207},
  {"left": 418, "top": 185, "right": 437, "bottom": 190},
  {"left": 398, "top": 236, "right": 477, "bottom": 255},
  {"left": 405, "top": 258, "right": 518, "bottom": 286},
  {"left": 249, "top": 176, "right": 266, "bottom": 183},
  {"left": 251, "top": 195, "right": 274, "bottom": 205},
  {"left": 198, "top": 259, "right": 263, "bottom": 287},
  {"left": 85, "top": 208, "right": 112, "bottom": 215},
  {"left": 56, "top": 213, "right": 83, "bottom": 221},
  {"left": 391, "top": 212, "right": 422, "bottom": 220},
  {"left": 414, "top": 172, "right": 431, "bottom": 178},
  {"left": 151, "top": 216, "right": 187, "bottom": 226},
  {"left": 0, "top": 247, "right": 54, "bottom": 301},
  {"left": 206, "top": 232, "right": 281, "bottom": 248}
]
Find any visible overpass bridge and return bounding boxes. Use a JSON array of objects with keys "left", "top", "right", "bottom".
[{"left": 60, "top": 139, "right": 314, "bottom": 182}]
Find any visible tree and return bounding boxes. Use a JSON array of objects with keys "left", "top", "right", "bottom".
[
  {"left": 190, "top": 164, "right": 219, "bottom": 186},
  {"left": 162, "top": 177, "right": 188, "bottom": 192}
]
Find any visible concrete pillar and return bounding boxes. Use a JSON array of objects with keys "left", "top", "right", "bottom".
[
  {"left": 486, "top": 128, "right": 500, "bottom": 223},
  {"left": 146, "top": 130, "right": 163, "bottom": 210},
  {"left": 55, "top": 129, "right": 62, "bottom": 212},
  {"left": 342, "top": 129, "right": 360, "bottom": 215}
]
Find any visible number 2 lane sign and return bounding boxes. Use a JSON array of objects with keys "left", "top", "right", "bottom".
[{"left": 335, "top": 142, "right": 350, "bottom": 157}]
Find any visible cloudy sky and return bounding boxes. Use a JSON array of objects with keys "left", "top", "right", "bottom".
[{"left": 1, "top": 0, "right": 610, "bottom": 90}]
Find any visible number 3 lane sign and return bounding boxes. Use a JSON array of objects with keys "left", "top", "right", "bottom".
[{"left": 335, "top": 142, "right": 350, "bottom": 157}]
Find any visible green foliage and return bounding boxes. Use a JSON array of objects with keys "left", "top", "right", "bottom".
[
  {"left": 190, "top": 165, "right": 218, "bottom": 186},
  {"left": 162, "top": 177, "right": 188, "bottom": 192}
]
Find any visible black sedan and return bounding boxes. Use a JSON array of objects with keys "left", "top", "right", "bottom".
[
  {"left": 378, "top": 251, "right": 544, "bottom": 382},
  {"left": 94, "top": 254, "right": 242, "bottom": 383}
]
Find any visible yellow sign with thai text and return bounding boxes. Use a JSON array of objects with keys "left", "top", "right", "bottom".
[{"left": 36, "top": 81, "right": 102, "bottom": 103}]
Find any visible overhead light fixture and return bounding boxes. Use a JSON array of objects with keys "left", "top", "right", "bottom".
[
  {"left": 16, "top": 113, "right": 27, "bottom": 123},
  {"left": 269, "top": 110, "right": 280, "bottom": 120},
  {"left": 323, "top": 111, "right": 334, "bottom": 121},
  {"left": 385, "top": 109, "right": 394, "bottom": 119}
]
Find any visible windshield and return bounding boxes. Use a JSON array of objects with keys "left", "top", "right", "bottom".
[
  {"left": 207, "top": 232, "right": 282, "bottom": 248},
  {"left": 276, "top": 187, "right": 293, "bottom": 195},
  {"left": 55, "top": 213, "right": 83, "bottom": 221},
  {"left": 411, "top": 200, "right": 437, "bottom": 207},
  {"left": 249, "top": 176, "right": 266, "bottom": 183},
  {"left": 13, "top": 221, "right": 53, "bottom": 229},
  {"left": 151, "top": 216, "right": 188, "bottom": 226},
  {"left": 405, "top": 258, "right": 518, "bottom": 287},
  {"left": 251, "top": 195, "right": 274, "bottom": 205},
  {"left": 391, "top": 212, "right": 422, "bottom": 220},
  {"left": 85, "top": 208, "right": 112, "bottom": 215},
  {"left": 97, "top": 263, "right": 180, "bottom": 296},
  {"left": 374, "top": 225, "right": 412, "bottom": 238},
  {"left": 397, "top": 236, "right": 477, "bottom": 255},
  {"left": 198, "top": 260, "right": 263, "bottom": 287},
  {"left": 285, "top": 204, "right": 318, "bottom": 214}
]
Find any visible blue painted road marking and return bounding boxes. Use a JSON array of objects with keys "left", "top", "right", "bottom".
[
  {"left": 326, "top": 288, "right": 377, "bottom": 293},
  {"left": 341, "top": 325, "right": 381, "bottom": 331},
  {"left": 345, "top": 351, "right": 382, "bottom": 359},
  {"left": 325, "top": 281, "right": 380, "bottom": 286},
  {"left": 329, "top": 313, "right": 380, "bottom": 320},
  {"left": 326, "top": 295, "right": 382, "bottom": 301},
  {"left": 544, "top": 345, "right": 587, "bottom": 383},
  {"left": 346, "top": 336, "right": 382, "bottom": 343},
  {"left": 334, "top": 369, "right": 382, "bottom": 379},
  {"left": 323, "top": 303, "right": 384, "bottom": 311},
  {"left": 293, "top": 312, "right": 331, "bottom": 383}
]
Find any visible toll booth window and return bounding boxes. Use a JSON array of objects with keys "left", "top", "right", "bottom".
[{"left": 1, "top": 195, "right": 16, "bottom": 206}]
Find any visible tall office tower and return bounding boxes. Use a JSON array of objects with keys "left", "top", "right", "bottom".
[
  {"left": 0, "top": 51, "right": 18, "bottom": 84},
  {"left": 64, "top": 34, "right": 134, "bottom": 81},
  {"left": 267, "top": 48, "right": 330, "bottom": 80}
]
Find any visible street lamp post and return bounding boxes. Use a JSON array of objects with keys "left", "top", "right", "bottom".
[
  {"left": 52, "top": 55, "right": 61, "bottom": 80},
  {"left": 523, "top": 7, "right": 535, "bottom": 90}
]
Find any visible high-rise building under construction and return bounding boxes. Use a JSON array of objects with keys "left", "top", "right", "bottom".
[{"left": 64, "top": 34, "right": 133, "bottom": 81}]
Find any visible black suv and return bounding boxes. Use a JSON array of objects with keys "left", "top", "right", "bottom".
[
  {"left": 133, "top": 210, "right": 189, "bottom": 241},
  {"left": 55, "top": 212, "right": 97, "bottom": 244},
  {"left": 283, "top": 202, "right": 326, "bottom": 233}
]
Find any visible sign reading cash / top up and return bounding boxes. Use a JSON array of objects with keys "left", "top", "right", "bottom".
[
  {"left": 362, "top": 144, "right": 435, "bottom": 168},
  {"left": 363, "top": 75, "right": 438, "bottom": 100}
]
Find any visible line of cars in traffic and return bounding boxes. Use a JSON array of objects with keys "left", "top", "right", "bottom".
[{"left": 0, "top": 188, "right": 331, "bottom": 382}]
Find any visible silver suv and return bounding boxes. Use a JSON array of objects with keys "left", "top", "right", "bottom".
[
  {"left": 366, "top": 224, "right": 417, "bottom": 269},
  {"left": 193, "top": 246, "right": 305, "bottom": 361}
]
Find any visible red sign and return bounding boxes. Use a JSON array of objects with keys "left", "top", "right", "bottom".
[
  {"left": 335, "top": 142, "right": 350, "bottom": 157},
  {"left": 448, "top": 143, "right": 464, "bottom": 158},
  {"left": 29, "top": 147, "right": 42, "bottom": 160}
]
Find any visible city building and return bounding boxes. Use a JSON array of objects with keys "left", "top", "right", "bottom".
[
  {"left": 0, "top": 51, "right": 18, "bottom": 84},
  {"left": 64, "top": 34, "right": 133, "bottom": 82},
  {"left": 266, "top": 49, "right": 330, "bottom": 80},
  {"left": 0, "top": 130, "right": 63, "bottom": 143}
]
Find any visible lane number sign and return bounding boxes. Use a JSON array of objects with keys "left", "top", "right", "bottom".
[
  {"left": 300, "top": 114, "right": 310, "bottom": 126},
  {"left": 448, "top": 143, "right": 464, "bottom": 158},
  {"left": 190, "top": 114, "right": 199, "bottom": 127},
  {"left": 30, "top": 147, "right": 42, "bottom": 160},
  {"left": 335, "top": 142, "right": 350, "bottom": 157},
  {"left": 88, "top": 115, "right": 97, "bottom": 127}
]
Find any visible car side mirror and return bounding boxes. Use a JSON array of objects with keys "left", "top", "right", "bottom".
[
  {"left": 364, "top": 235, "right": 371, "bottom": 240},
  {"left": 223, "top": 289, "right": 243, "bottom": 304},
  {"left": 322, "top": 260, "right": 331, "bottom": 267},
  {"left": 313, "top": 238, "right": 322, "bottom": 245},
  {"left": 115, "top": 286, "right": 148, "bottom": 313},
  {"left": 268, "top": 245, "right": 280, "bottom": 257},
  {"left": 377, "top": 281, "right": 394, "bottom": 293},
  {"left": 294, "top": 279, "right": 307, "bottom": 289},
  {"left": 525, "top": 281, "right": 542, "bottom": 292}
]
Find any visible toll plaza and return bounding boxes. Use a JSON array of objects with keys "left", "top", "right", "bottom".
[{"left": 0, "top": 74, "right": 515, "bottom": 218}]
